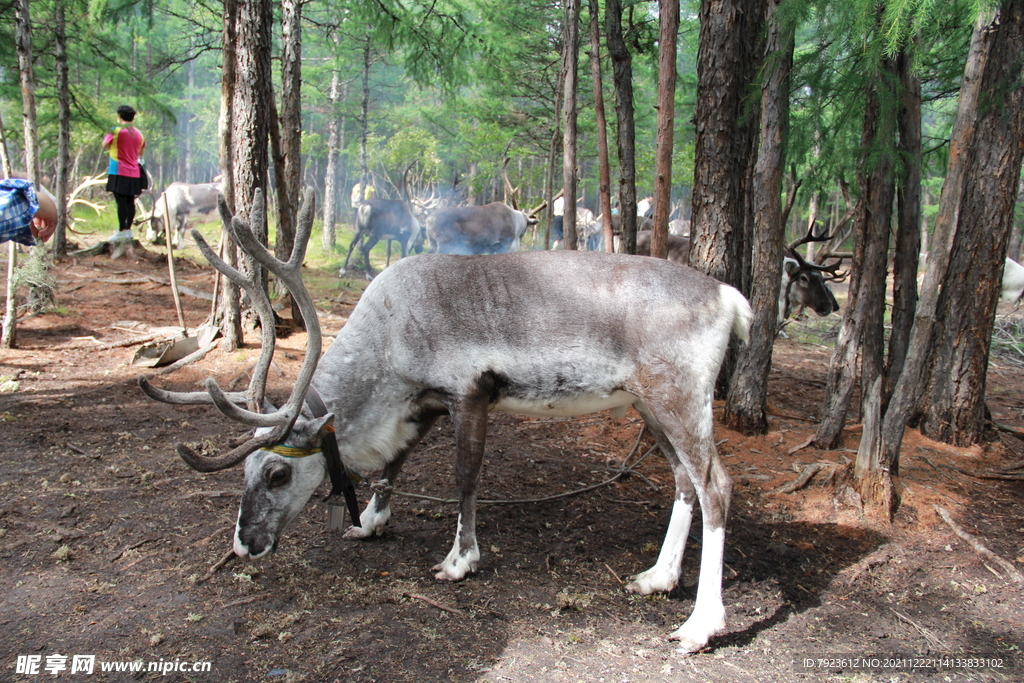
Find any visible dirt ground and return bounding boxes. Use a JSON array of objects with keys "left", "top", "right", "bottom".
[{"left": 1, "top": 243, "right": 1022, "bottom": 682}]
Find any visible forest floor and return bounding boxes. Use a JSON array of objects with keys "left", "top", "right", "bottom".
[{"left": 0, "top": 239, "right": 1022, "bottom": 682}]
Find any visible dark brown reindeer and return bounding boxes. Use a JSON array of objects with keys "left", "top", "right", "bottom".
[
  {"left": 341, "top": 166, "right": 424, "bottom": 279},
  {"left": 781, "top": 224, "right": 848, "bottom": 324},
  {"left": 140, "top": 188, "right": 753, "bottom": 654}
]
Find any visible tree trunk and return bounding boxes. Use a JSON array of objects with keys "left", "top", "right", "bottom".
[
  {"left": 4, "top": 0, "right": 39, "bottom": 349},
  {"left": 852, "top": 56, "right": 898, "bottom": 517},
  {"left": 542, "top": 82, "right": 562, "bottom": 250},
  {"left": 218, "top": 0, "right": 242, "bottom": 351},
  {"left": 323, "top": 66, "right": 342, "bottom": 250},
  {"left": 275, "top": 0, "right": 302, "bottom": 267},
  {"left": 16, "top": 0, "right": 39, "bottom": 183},
  {"left": 880, "top": 2, "right": 1021, "bottom": 465},
  {"left": 886, "top": 49, "right": 922, "bottom": 401},
  {"left": 725, "top": 0, "right": 791, "bottom": 435},
  {"left": 562, "top": 0, "right": 581, "bottom": 251},
  {"left": 690, "top": 0, "right": 766, "bottom": 395},
  {"left": 232, "top": 0, "right": 273, "bottom": 311},
  {"left": 920, "top": 0, "right": 1024, "bottom": 444},
  {"left": 650, "top": 0, "right": 680, "bottom": 260},
  {"left": 605, "top": 0, "right": 637, "bottom": 254},
  {"left": 815, "top": 53, "right": 897, "bottom": 451},
  {"left": 690, "top": 0, "right": 763, "bottom": 287},
  {"left": 359, "top": 37, "right": 372, "bottom": 188},
  {"left": 587, "top": 0, "right": 614, "bottom": 253},
  {"left": 53, "top": 3, "right": 71, "bottom": 259}
]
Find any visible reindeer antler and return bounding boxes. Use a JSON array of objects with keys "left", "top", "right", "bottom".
[
  {"left": 501, "top": 157, "right": 520, "bottom": 211},
  {"left": 786, "top": 223, "right": 844, "bottom": 273},
  {"left": 139, "top": 187, "right": 322, "bottom": 472}
]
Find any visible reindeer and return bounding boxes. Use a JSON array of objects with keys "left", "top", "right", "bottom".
[
  {"left": 340, "top": 165, "right": 424, "bottom": 279},
  {"left": 140, "top": 188, "right": 753, "bottom": 655},
  {"left": 780, "top": 224, "right": 848, "bottom": 330}
]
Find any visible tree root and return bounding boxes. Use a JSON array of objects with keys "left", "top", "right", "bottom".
[{"left": 934, "top": 504, "right": 1023, "bottom": 583}]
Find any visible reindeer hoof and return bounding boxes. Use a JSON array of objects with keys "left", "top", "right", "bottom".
[{"left": 668, "top": 606, "right": 726, "bottom": 655}]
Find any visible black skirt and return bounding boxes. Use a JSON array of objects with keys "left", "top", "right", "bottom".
[{"left": 106, "top": 173, "right": 145, "bottom": 197}]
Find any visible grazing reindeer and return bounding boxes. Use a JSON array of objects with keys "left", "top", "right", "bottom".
[{"left": 140, "top": 188, "right": 753, "bottom": 654}]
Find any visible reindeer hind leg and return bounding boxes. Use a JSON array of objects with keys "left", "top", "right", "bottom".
[
  {"left": 630, "top": 396, "right": 731, "bottom": 654},
  {"left": 626, "top": 402, "right": 697, "bottom": 595},
  {"left": 433, "top": 385, "right": 490, "bottom": 581}
]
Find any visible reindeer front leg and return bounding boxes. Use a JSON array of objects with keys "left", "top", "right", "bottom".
[
  {"left": 433, "top": 388, "right": 490, "bottom": 581},
  {"left": 343, "top": 445, "right": 415, "bottom": 540}
]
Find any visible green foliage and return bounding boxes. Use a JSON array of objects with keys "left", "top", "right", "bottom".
[{"left": 0, "top": 0, "right": 1001, "bottom": 244}]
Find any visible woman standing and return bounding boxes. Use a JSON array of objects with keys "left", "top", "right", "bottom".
[{"left": 103, "top": 104, "right": 146, "bottom": 237}]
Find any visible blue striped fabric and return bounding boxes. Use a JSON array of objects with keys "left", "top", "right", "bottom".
[{"left": 0, "top": 178, "right": 39, "bottom": 246}]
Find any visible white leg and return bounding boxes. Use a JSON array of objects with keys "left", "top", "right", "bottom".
[
  {"left": 432, "top": 514, "right": 480, "bottom": 581},
  {"left": 669, "top": 525, "right": 727, "bottom": 654},
  {"left": 343, "top": 492, "right": 391, "bottom": 539},
  {"left": 626, "top": 498, "right": 693, "bottom": 595}
]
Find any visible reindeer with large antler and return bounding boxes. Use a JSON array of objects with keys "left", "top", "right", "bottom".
[
  {"left": 779, "top": 223, "right": 849, "bottom": 328},
  {"left": 141, "top": 187, "right": 753, "bottom": 654}
]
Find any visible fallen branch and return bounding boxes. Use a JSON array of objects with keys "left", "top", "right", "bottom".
[
  {"left": 197, "top": 548, "right": 237, "bottom": 584},
  {"left": 891, "top": 608, "right": 949, "bottom": 651},
  {"left": 995, "top": 458, "right": 1024, "bottom": 473},
  {"left": 93, "top": 332, "right": 172, "bottom": 351},
  {"left": 934, "top": 505, "right": 1023, "bottom": 583},
  {"left": 110, "top": 537, "right": 156, "bottom": 563},
  {"left": 403, "top": 593, "right": 463, "bottom": 615},
  {"left": 786, "top": 436, "right": 815, "bottom": 455},
  {"left": 772, "top": 462, "right": 833, "bottom": 494},
  {"left": 993, "top": 421, "right": 1024, "bottom": 442},
  {"left": 923, "top": 456, "right": 1024, "bottom": 482},
  {"left": 221, "top": 595, "right": 261, "bottom": 610}
]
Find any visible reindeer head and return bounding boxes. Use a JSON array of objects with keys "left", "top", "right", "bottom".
[
  {"left": 139, "top": 188, "right": 341, "bottom": 560},
  {"left": 783, "top": 223, "right": 848, "bottom": 318}
]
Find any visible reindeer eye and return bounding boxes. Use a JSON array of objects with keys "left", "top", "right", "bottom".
[{"left": 266, "top": 464, "right": 292, "bottom": 488}]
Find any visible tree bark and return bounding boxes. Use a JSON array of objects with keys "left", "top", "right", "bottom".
[
  {"left": 4, "top": 0, "right": 39, "bottom": 349},
  {"left": 852, "top": 56, "right": 898, "bottom": 516},
  {"left": 276, "top": 0, "right": 302, "bottom": 266},
  {"left": 880, "top": 1, "right": 1023, "bottom": 464},
  {"left": 323, "top": 66, "right": 343, "bottom": 251},
  {"left": 542, "top": 79, "right": 563, "bottom": 250},
  {"left": 359, "top": 36, "right": 372, "bottom": 189},
  {"left": 232, "top": 0, "right": 272, "bottom": 226},
  {"left": 218, "top": 0, "right": 241, "bottom": 351},
  {"left": 920, "top": 0, "right": 1024, "bottom": 444},
  {"left": 815, "top": 53, "right": 897, "bottom": 451},
  {"left": 725, "top": 0, "right": 791, "bottom": 435},
  {"left": 650, "top": 0, "right": 680, "bottom": 260},
  {"left": 605, "top": 0, "right": 637, "bottom": 254},
  {"left": 587, "top": 0, "right": 614, "bottom": 253},
  {"left": 15, "top": 0, "right": 39, "bottom": 184},
  {"left": 691, "top": 0, "right": 766, "bottom": 395},
  {"left": 562, "top": 0, "right": 581, "bottom": 250},
  {"left": 886, "top": 48, "right": 922, "bottom": 401},
  {"left": 53, "top": 3, "right": 71, "bottom": 259},
  {"left": 690, "top": 0, "right": 763, "bottom": 289}
]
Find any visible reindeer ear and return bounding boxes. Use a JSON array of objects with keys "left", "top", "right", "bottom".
[
  {"left": 784, "top": 259, "right": 801, "bottom": 276},
  {"left": 288, "top": 414, "right": 335, "bottom": 448}
]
